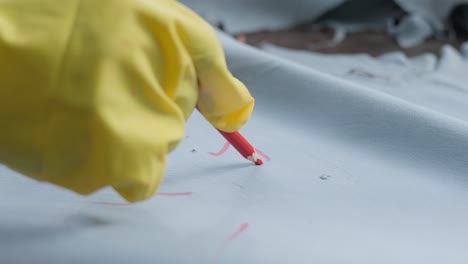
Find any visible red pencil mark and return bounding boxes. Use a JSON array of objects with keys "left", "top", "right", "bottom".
[
  {"left": 156, "top": 191, "right": 193, "bottom": 196},
  {"left": 217, "top": 222, "right": 249, "bottom": 254},
  {"left": 208, "top": 142, "right": 231, "bottom": 156},
  {"left": 209, "top": 141, "right": 271, "bottom": 162},
  {"left": 224, "top": 223, "right": 249, "bottom": 244},
  {"left": 256, "top": 149, "right": 271, "bottom": 162}
]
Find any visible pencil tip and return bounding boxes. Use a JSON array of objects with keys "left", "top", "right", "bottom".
[{"left": 255, "top": 159, "right": 263, "bottom": 165}]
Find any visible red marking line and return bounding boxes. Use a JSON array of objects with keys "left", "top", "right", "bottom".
[
  {"left": 224, "top": 223, "right": 249, "bottom": 244},
  {"left": 256, "top": 149, "right": 271, "bottom": 162},
  {"left": 217, "top": 222, "right": 249, "bottom": 255},
  {"left": 208, "top": 142, "right": 231, "bottom": 156},
  {"left": 209, "top": 142, "right": 271, "bottom": 162}
]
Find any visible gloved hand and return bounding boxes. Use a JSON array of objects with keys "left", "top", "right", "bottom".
[{"left": 0, "top": 0, "right": 254, "bottom": 202}]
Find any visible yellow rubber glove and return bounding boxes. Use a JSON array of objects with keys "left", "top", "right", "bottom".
[{"left": 0, "top": 0, "right": 254, "bottom": 202}]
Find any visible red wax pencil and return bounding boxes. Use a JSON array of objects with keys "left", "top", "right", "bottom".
[
  {"left": 196, "top": 106, "right": 262, "bottom": 165},
  {"left": 216, "top": 129, "right": 263, "bottom": 165}
]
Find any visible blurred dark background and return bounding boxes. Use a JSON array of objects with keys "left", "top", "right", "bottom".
[{"left": 231, "top": 1, "right": 468, "bottom": 56}]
